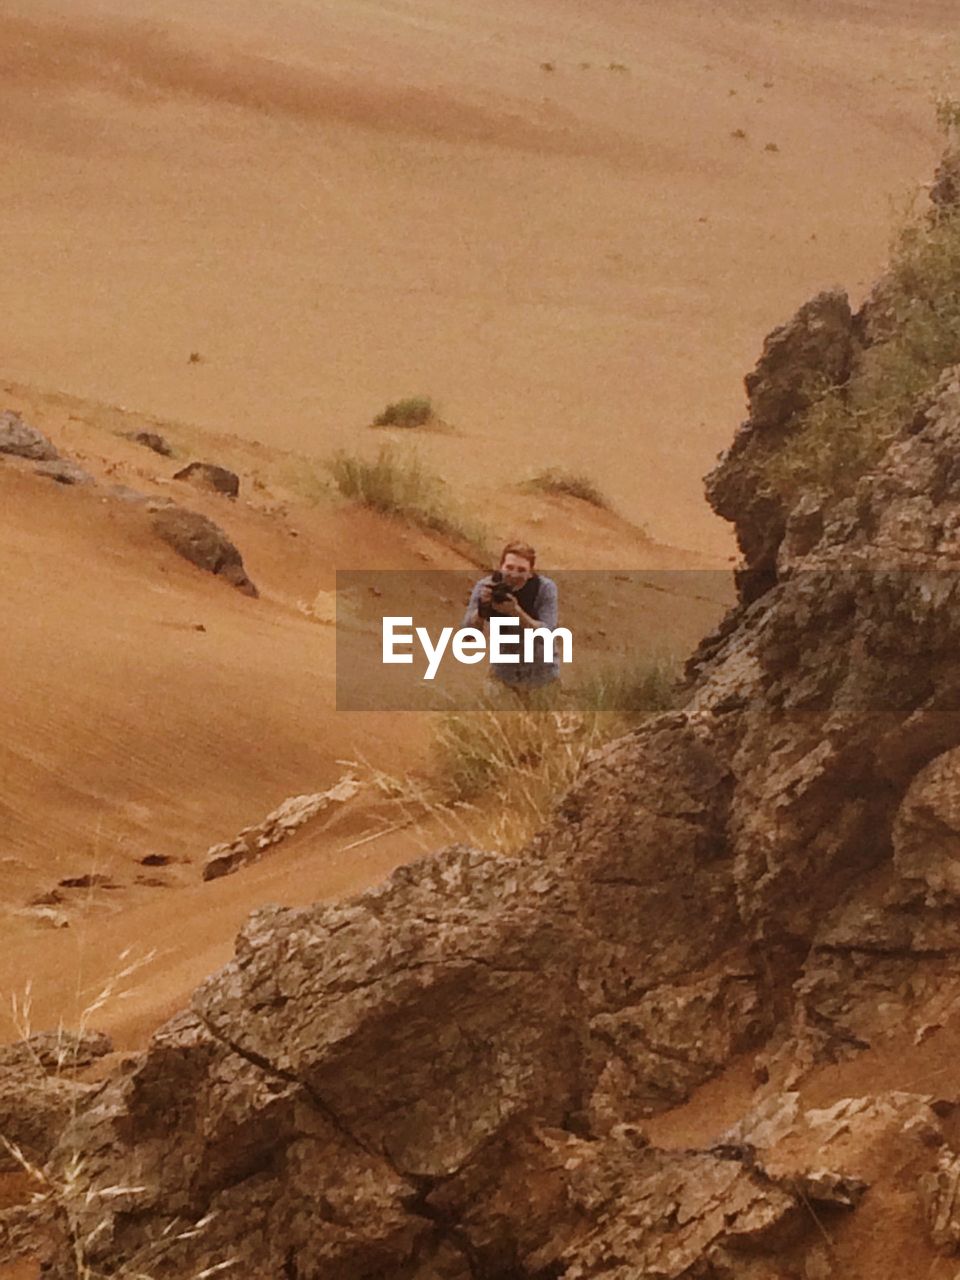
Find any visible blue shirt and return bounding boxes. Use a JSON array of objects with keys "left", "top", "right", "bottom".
[{"left": 463, "top": 574, "right": 560, "bottom": 687}]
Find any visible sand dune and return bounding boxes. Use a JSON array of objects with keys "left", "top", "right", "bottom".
[
  {"left": 0, "top": 382, "right": 726, "bottom": 1047},
  {"left": 3, "top": 0, "right": 957, "bottom": 552}
]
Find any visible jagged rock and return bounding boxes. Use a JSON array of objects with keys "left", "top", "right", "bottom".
[
  {"left": 704, "top": 289, "right": 856, "bottom": 601},
  {"left": 920, "top": 1149, "right": 960, "bottom": 1251},
  {"left": 744, "top": 290, "right": 855, "bottom": 432},
  {"left": 778, "top": 488, "right": 827, "bottom": 571},
  {"left": 126, "top": 429, "right": 173, "bottom": 456},
  {"left": 784, "top": 1168, "right": 868, "bottom": 1209},
  {"left": 151, "top": 505, "right": 258, "bottom": 596},
  {"left": 173, "top": 461, "right": 240, "bottom": 498},
  {"left": 51, "top": 848, "right": 587, "bottom": 1276},
  {"left": 0, "top": 411, "right": 58, "bottom": 461},
  {"left": 203, "top": 778, "right": 362, "bottom": 880},
  {"left": 0, "top": 1061, "right": 93, "bottom": 1173},
  {"left": 893, "top": 746, "right": 960, "bottom": 894},
  {"left": 0, "top": 1198, "right": 66, "bottom": 1272},
  {"left": 556, "top": 1135, "right": 802, "bottom": 1278},
  {"left": 33, "top": 459, "right": 96, "bottom": 486},
  {"left": 0, "top": 1030, "right": 112, "bottom": 1074},
  {"left": 0, "top": 1033, "right": 112, "bottom": 1175}
]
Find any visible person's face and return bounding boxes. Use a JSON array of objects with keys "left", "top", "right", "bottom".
[{"left": 500, "top": 553, "right": 533, "bottom": 588}]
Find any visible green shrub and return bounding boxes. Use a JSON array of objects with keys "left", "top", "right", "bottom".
[
  {"left": 521, "top": 468, "right": 610, "bottom": 508},
  {"left": 371, "top": 396, "right": 434, "bottom": 428},
  {"left": 326, "top": 445, "right": 487, "bottom": 551},
  {"left": 571, "top": 655, "right": 679, "bottom": 716}
]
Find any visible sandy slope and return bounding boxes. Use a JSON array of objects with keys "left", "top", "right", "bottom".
[
  {"left": 0, "top": 383, "right": 726, "bottom": 1048},
  {"left": 2, "top": 0, "right": 958, "bottom": 553}
]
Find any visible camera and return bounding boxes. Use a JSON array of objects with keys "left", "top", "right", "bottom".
[{"left": 477, "top": 570, "right": 515, "bottom": 619}]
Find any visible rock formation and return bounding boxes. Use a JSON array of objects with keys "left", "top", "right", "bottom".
[
  {"left": 203, "top": 778, "right": 363, "bottom": 880},
  {"left": 126, "top": 429, "right": 174, "bottom": 457},
  {"left": 174, "top": 460, "right": 241, "bottom": 499},
  {"left": 151, "top": 505, "right": 258, "bottom": 596},
  {"left": 0, "top": 410, "right": 58, "bottom": 461}
]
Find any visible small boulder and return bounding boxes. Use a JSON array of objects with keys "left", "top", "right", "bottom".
[
  {"left": 0, "top": 1030, "right": 112, "bottom": 1074},
  {"left": 127, "top": 430, "right": 173, "bottom": 457},
  {"left": 33, "top": 459, "right": 96, "bottom": 486},
  {"left": 0, "top": 411, "right": 58, "bottom": 461},
  {"left": 151, "top": 506, "right": 258, "bottom": 596},
  {"left": 173, "top": 461, "right": 240, "bottom": 499},
  {"left": 0, "top": 1033, "right": 103, "bottom": 1171}
]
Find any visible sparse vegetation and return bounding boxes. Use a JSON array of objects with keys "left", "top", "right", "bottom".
[
  {"left": 935, "top": 93, "right": 960, "bottom": 141},
  {"left": 425, "top": 656, "right": 680, "bottom": 848},
  {"left": 326, "top": 444, "right": 487, "bottom": 551},
  {"left": 521, "top": 467, "right": 610, "bottom": 508},
  {"left": 762, "top": 106, "right": 960, "bottom": 504},
  {"left": 0, "top": 954, "right": 237, "bottom": 1280},
  {"left": 571, "top": 654, "right": 679, "bottom": 716},
  {"left": 767, "top": 198, "right": 960, "bottom": 502},
  {"left": 540, "top": 62, "right": 555, "bottom": 73},
  {"left": 371, "top": 396, "right": 435, "bottom": 428},
  {"left": 353, "top": 655, "right": 680, "bottom": 853}
]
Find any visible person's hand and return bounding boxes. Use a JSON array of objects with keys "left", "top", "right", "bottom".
[
  {"left": 479, "top": 585, "right": 493, "bottom": 605},
  {"left": 493, "top": 594, "right": 520, "bottom": 617}
]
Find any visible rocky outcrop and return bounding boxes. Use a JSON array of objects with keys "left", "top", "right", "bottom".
[
  {"left": 174, "top": 460, "right": 240, "bottom": 498},
  {"left": 42, "top": 894, "right": 862, "bottom": 1280},
  {"left": 151, "top": 505, "right": 258, "bottom": 596},
  {"left": 0, "top": 410, "right": 58, "bottom": 461},
  {"left": 704, "top": 289, "right": 856, "bottom": 602},
  {"left": 203, "top": 778, "right": 363, "bottom": 880},
  {"left": 0, "top": 1032, "right": 110, "bottom": 1175},
  {"left": 0, "top": 1030, "right": 112, "bottom": 1075}
]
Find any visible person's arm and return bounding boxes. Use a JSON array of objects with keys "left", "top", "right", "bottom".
[
  {"left": 494, "top": 578, "right": 557, "bottom": 631},
  {"left": 463, "top": 580, "right": 488, "bottom": 629}
]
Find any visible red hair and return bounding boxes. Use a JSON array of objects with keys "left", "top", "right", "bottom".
[{"left": 500, "top": 541, "right": 536, "bottom": 568}]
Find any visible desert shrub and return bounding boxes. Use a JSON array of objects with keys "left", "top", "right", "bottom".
[
  {"left": 521, "top": 468, "right": 610, "bottom": 508},
  {"left": 428, "top": 656, "right": 680, "bottom": 847},
  {"left": 571, "top": 655, "right": 679, "bottom": 716},
  {"left": 935, "top": 93, "right": 960, "bottom": 141},
  {"left": 768, "top": 198, "right": 960, "bottom": 502},
  {"left": 371, "top": 396, "right": 434, "bottom": 428},
  {"left": 326, "top": 445, "right": 487, "bottom": 551}
]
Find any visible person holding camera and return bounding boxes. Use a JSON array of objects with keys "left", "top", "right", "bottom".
[{"left": 463, "top": 541, "right": 560, "bottom": 691}]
